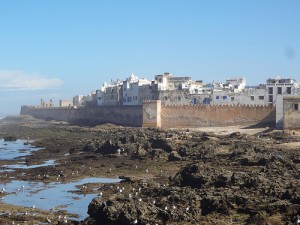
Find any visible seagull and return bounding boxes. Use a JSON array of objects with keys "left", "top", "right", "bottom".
[
  {"left": 46, "top": 217, "right": 51, "bottom": 223},
  {"left": 133, "top": 219, "right": 138, "bottom": 224}
]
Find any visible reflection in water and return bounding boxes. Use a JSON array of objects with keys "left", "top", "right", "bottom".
[{"left": 1, "top": 177, "right": 121, "bottom": 220}]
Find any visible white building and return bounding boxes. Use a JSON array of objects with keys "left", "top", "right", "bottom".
[
  {"left": 73, "top": 95, "right": 84, "bottom": 107},
  {"left": 155, "top": 72, "right": 192, "bottom": 91},
  {"left": 97, "top": 79, "right": 123, "bottom": 106},
  {"left": 95, "top": 73, "right": 299, "bottom": 108},
  {"left": 123, "top": 73, "right": 153, "bottom": 105},
  {"left": 96, "top": 82, "right": 107, "bottom": 106},
  {"left": 224, "top": 77, "right": 246, "bottom": 92},
  {"left": 211, "top": 85, "right": 266, "bottom": 106},
  {"left": 266, "top": 76, "right": 298, "bottom": 104}
]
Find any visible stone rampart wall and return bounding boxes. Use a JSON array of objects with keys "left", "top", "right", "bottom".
[
  {"left": 283, "top": 97, "right": 300, "bottom": 130},
  {"left": 20, "top": 104, "right": 276, "bottom": 128},
  {"left": 20, "top": 105, "right": 143, "bottom": 127},
  {"left": 161, "top": 105, "right": 276, "bottom": 128}
]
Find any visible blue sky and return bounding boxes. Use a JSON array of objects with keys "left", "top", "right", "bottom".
[{"left": 0, "top": 0, "right": 299, "bottom": 115}]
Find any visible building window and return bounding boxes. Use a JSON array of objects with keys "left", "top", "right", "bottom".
[
  {"left": 294, "top": 104, "right": 299, "bottom": 111},
  {"left": 223, "top": 96, "right": 227, "bottom": 100},
  {"left": 268, "top": 95, "right": 273, "bottom": 102},
  {"left": 287, "top": 87, "right": 292, "bottom": 94},
  {"left": 231, "top": 97, "right": 235, "bottom": 101},
  {"left": 259, "top": 96, "right": 264, "bottom": 100},
  {"left": 178, "top": 97, "right": 181, "bottom": 101},
  {"left": 250, "top": 96, "right": 254, "bottom": 101},
  {"left": 277, "top": 87, "right": 282, "bottom": 95},
  {"left": 268, "top": 87, "right": 273, "bottom": 94},
  {"left": 164, "top": 96, "right": 168, "bottom": 101},
  {"left": 216, "top": 96, "right": 220, "bottom": 100}
]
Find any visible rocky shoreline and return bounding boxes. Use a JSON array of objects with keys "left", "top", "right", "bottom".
[{"left": 0, "top": 115, "right": 300, "bottom": 224}]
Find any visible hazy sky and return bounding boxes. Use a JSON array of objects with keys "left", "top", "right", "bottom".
[{"left": 0, "top": 0, "right": 299, "bottom": 116}]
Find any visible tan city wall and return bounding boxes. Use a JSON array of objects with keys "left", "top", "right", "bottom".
[
  {"left": 20, "top": 105, "right": 143, "bottom": 127},
  {"left": 161, "top": 104, "right": 276, "bottom": 128},
  {"left": 20, "top": 103, "right": 276, "bottom": 128},
  {"left": 283, "top": 96, "right": 300, "bottom": 130}
]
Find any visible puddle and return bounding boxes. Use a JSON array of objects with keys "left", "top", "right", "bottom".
[
  {"left": 3, "top": 159, "right": 57, "bottom": 169},
  {"left": 0, "top": 139, "right": 121, "bottom": 221},
  {"left": 0, "top": 139, "right": 42, "bottom": 160},
  {"left": 1, "top": 177, "right": 122, "bottom": 220}
]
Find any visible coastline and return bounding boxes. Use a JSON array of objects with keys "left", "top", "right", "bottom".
[{"left": 0, "top": 115, "right": 300, "bottom": 224}]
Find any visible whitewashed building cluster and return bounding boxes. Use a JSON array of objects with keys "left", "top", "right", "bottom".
[
  {"left": 52, "top": 72, "right": 297, "bottom": 108},
  {"left": 85, "top": 73, "right": 299, "bottom": 107}
]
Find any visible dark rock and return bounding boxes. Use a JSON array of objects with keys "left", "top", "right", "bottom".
[
  {"left": 201, "top": 196, "right": 230, "bottom": 215},
  {"left": 96, "top": 140, "right": 119, "bottom": 154},
  {"left": 173, "top": 163, "right": 232, "bottom": 189},
  {"left": 168, "top": 151, "right": 182, "bottom": 161},
  {"left": 4, "top": 136, "right": 17, "bottom": 141},
  {"left": 150, "top": 138, "right": 173, "bottom": 153}
]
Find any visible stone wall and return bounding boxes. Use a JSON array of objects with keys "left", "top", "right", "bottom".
[
  {"left": 20, "top": 105, "right": 143, "bottom": 127},
  {"left": 142, "top": 100, "right": 161, "bottom": 128},
  {"left": 161, "top": 105, "right": 276, "bottom": 128},
  {"left": 283, "top": 96, "right": 300, "bottom": 130},
  {"left": 20, "top": 103, "right": 276, "bottom": 128}
]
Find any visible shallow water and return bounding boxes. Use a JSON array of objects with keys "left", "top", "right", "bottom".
[
  {"left": 3, "top": 159, "right": 57, "bottom": 169},
  {"left": 0, "top": 139, "right": 122, "bottom": 221},
  {"left": 0, "top": 139, "right": 42, "bottom": 160},
  {"left": 1, "top": 177, "right": 121, "bottom": 220}
]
